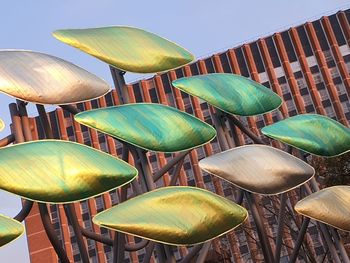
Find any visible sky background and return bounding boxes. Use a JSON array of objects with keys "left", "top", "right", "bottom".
[{"left": 0, "top": 0, "right": 349, "bottom": 261}]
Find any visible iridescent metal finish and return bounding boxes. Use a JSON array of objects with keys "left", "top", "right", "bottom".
[
  {"left": 0, "top": 50, "right": 111, "bottom": 105},
  {"left": 0, "top": 214, "right": 24, "bottom": 247},
  {"left": 172, "top": 73, "right": 282, "bottom": 116},
  {"left": 0, "top": 119, "right": 4, "bottom": 132},
  {"left": 0, "top": 140, "right": 137, "bottom": 203},
  {"left": 262, "top": 114, "right": 350, "bottom": 157},
  {"left": 295, "top": 186, "right": 350, "bottom": 232},
  {"left": 53, "top": 26, "right": 195, "bottom": 73},
  {"left": 199, "top": 145, "right": 314, "bottom": 195},
  {"left": 93, "top": 186, "right": 248, "bottom": 245},
  {"left": 74, "top": 103, "right": 216, "bottom": 153}
]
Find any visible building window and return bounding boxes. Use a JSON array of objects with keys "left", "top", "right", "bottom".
[
  {"left": 303, "top": 94, "right": 313, "bottom": 106},
  {"left": 336, "top": 83, "right": 346, "bottom": 95},
  {"left": 219, "top": 52, "right": 232, "bottom": 73},
  {"left": 235, "top": 48, "right": 250, "bottom": 77},
  {"left": 297, "top": 26, "right": 313, "bottom": 57},
  {"left": 319, "top": 89, "right": 329, "bottom": 100},
  {"left": 95, "top": 196, "right": 104, "bottom": 212},
  {"left": 266, "top": 36, "right": 281, "bottom": 67},
  {"left": 80, "top": 201, "right": 89, "bottom": 214},
  {"left": 205, "top": 58, "right": 215, "bottom": 73},
  {"left": 250, "top": 42, "right": 265, "bottom": 73},
  {"left": 313, "top": 73, "right": 323, "bottom": 84},
  {"left": 312, "top": 20, "right": 330, "bottom": 51},
  {"left": 330, "top": 14, "right": 347, "bottom": 46},
  {"left": 281, "top": 31, "right": 297, "bottom": 62},
  {"left": 325, "top": 106, "right": 335, "bottom": 117}
]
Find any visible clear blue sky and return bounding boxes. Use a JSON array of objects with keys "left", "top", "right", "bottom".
[{"left": 0, "top": 0, "right": 349, "bottom": 261}]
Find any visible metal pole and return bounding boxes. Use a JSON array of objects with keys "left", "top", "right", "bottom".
[
  {"left": 225, "top": 114, "right": 264, "bottom": 144},
  {"left": 245, "top": 192, "right": 274, "bottom": 263},
  {"left": 274, "top": 193, "right": 287, "bottom": 263},
  {"left": 196, "top": 242, "right": 211, "bottom": 263},
  {"left": 0, "top": 134, "right": 15, "bottom": 147},
  {"left": 38, "top": 203, "right": 70, "bottom": 263},
  {"left": 36, "top": 104, "right": 89, "bottom": 263},
  {"left": 179, "top": 244, "right": 204, "bottom": 263},
  {"left": 110, "top": 66, "right": 128, "bottom": 104},
  {"left": 290, "top": 218, "right": 310, "bottom": 263}
]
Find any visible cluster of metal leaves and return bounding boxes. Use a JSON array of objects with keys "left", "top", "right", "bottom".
[
  {"left": 0, "top": 27, "right": 247, "bottom": 248},
  {"left": 0, "top": 24, "right": 350, "bottom": 251},
  {"left": 172, "top": 72, "right": 350, "bottom": 233}
]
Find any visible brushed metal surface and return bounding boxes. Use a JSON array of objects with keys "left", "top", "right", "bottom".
[
  {"left": 199, "top": 145, "right": 314, "bottom": 195},
  {"left": 0, "top": 50, "right": 111, "bottom": 104},
  {"left": 0, "top": 140, "right": 137, "bottom": 203},
  {"left": 262, "top": 114, "right": 350, "bottom": 157},
  {"left": 93, "top": 186, "right": 248, "bottom": 245},
  {"left": 53, "top": 26, "right": 195, "bottom": 73},
  {"left": 172, "top": 73, "right": 282, "bottom": 116},
  {"left": 295, "top": 185, "right": 350, "bottom": 232},
  {"left": 0, "top": 214, "right": 24, "bottom": 247},
  {"left": 75, "top": 103, "right": 216, "bottom": 153}
]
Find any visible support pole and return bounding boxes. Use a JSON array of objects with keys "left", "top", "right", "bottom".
[
  {"left": 245, "top": 192, "right": 274, "bottom": 263},
  {"left": 36, "top": 104, "right": 89, "bottom": 263},
  {"left": 274, "top": 193, "right": 287, "bottom": 263},
  {"left": 290, "top": 218, "right": 311, "bottom": 263},
  {"left": 38, "top": 203, "right": 70, "bottom": 263}
]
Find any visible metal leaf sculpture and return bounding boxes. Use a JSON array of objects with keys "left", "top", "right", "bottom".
[
  {"left": 199, "top": 145, "right": 315, "bottom": 195},
  {"left": 295, "top": 186, "right": 350, "bottom": 232},
  {"left": 0, "top": 140, "right": 137, "bottom": 203},
  {"left": 53, "top": 26, "right": 195, "bottom": 73},
  {"left": 0, "top": 119, "right": 4, "bottom": 132},
  {"left": 0, "top": 50, "right": 111, "bottom": 104},
  {"left": 93, "top": 186, "right": 248, "bottom": 245},
  {"left": 262, "top": 114, "right": 350, "bottom": 157},
  {"left": 172, "top": 73, "right": 282, "bottom": 116},
  {"left": 74, "top": 103, "right": 216, "bottom": 152},
  {"left": 0, "top": 215, "right": 24, "bottom": 247}
]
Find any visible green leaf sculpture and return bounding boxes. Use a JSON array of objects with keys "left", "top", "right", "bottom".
[
  {"left": 0, "top": 215, "right": 24, "bottom": 247},
  {"left": 74, "top": 103, "right": 216, "bottom": 153},
  {"left": 53, "top": 26, "right": 195, "bottom": 73},
  {"left": 93, "top": 186, "right": 248, "bottom": 245},
  {"left": 262, "top": 114, "right": 350, "bottom": 157},
  {"left": 172, "top": 73, "right": 282, "bottom": 116},
  {"left": 0, "top": 140, "right": 137, "bottom": 203}
]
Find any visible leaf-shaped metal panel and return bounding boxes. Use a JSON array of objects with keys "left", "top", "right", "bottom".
[
  {"left": 262, "top": 114, "right": 350, "bottom": 157},
  {"left": 74, "top": 103, "right": 216, "bottom": 153},
  {"left": 0, "top": 119, "right": 4, "bottom": 132},
  {"left": 93, "top": 186, "right": 247, "bottom": 245},
  {"left": 295, "top": 186, "right": 350, "bottom": 232},
  {"left": 0, "top": 140, "right": 137, "bottom": 203},
  {"left": 0, "top": 50, "right": 111, "bottom": 105},
  {"left": 53, "top": 26, "right": 195, "bottom": 73},
  {"left": 199, "top": 145, "right": 314, "bottom": 195},
  {"left": 172, "top": 74, "right": 282, "bottom": 116},
  {"left": 0, "top": 215, "right": 24, "bottom": 247}
]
